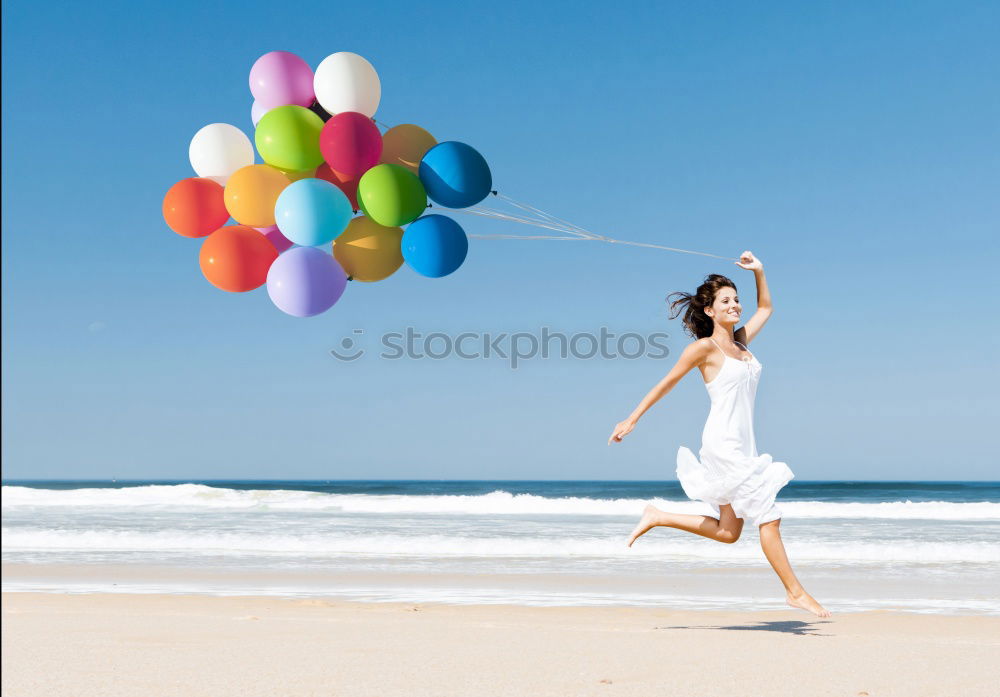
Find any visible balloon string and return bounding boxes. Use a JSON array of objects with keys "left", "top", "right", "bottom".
[
  {"left": 494, "top": 193, "right": 596, "bottom": 238},
  {"left": 468, "top": 212, "right": 591, "bottom": 237},
  {"left": 495, "top": 193, "right": 739, "bottom": 261},
  {"left": 463, "top": 202, "right": 594, "bottom": 238},
  {"left": 459, "top": 202, "right": 593, "bottom": 236},
  {"left": 456, "top": 207, "right": 594, "bottom": 237},
  {"left": 468, "top": 233, "right": 587, "bottom": 240},
  {"left": 367, "top": 118, "right": 736, "bottom": 260},
  {"left": 454, "top": 193, "right": 740, "bottom": 261}
]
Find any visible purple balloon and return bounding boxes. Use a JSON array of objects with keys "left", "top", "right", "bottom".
[
  {"left": 251, "top": 100, "right": 268, "bottom": 126},
  {"left": 266, "top": 246, "right": 347, "bottom": 317},
  {"left": 255, "top": 225, "right": 294, "bottom": 254},
  {"left": 249, "top": 51, "right": 315, "bottom": 109}
]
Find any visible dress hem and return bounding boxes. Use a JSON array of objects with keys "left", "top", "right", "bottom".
[{"left": 675, "top": 445, "right": 794, "bottom": 527}]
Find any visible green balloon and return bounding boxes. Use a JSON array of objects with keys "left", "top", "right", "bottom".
[
  {"left": 254, "top": 105, "right": 324, "bottom": 171},
  {"left": 358, "top": 164, "right": 428, "bottom": 227}
]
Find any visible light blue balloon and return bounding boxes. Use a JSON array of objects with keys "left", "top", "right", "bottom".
[
  {"left": 401, "top": 215, "right": 468, "bottom": 278},
  {"left": 418, "top": 141, "right": 492, "bottom": 209},
  {"left": 274, "top": 178, "right": 353, "bottom": 247}
]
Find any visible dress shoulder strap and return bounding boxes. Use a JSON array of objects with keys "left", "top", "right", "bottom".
[
  {"left": 734, "top": 340, "right": 757, "bottom": 361},
  {"left": 708, "top": 338, "right": 725, "bottom": 357}
]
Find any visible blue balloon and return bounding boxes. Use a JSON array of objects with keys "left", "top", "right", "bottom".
[
  {"left": 418, "top": 142, "right": 492, "bottom": 208},
  {"left": 401, "top": 215, "right": 468, "bottom": 278},
  {"left": 274, "top": 178, "right": 353, "bottom": 247}
]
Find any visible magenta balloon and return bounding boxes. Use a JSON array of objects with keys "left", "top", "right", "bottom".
[
  {"left": 256, "top": 225, "right": 294, "bottom": 254},
  {"left": 319, "top": 112, "right": 383, "bottom": 177},
  {"left": 266, "top": 246, "right": 347, "bottom": 317},
  {"left": 249, "top": 51, "right": 315, "bottom": 109}
]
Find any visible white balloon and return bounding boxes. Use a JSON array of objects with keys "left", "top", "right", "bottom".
[
  {"left": 189, "top": 123, "right": 255, "bottom": 185},
  {"left": 313, "top": 52, "right": 381, "bottom": 118}
]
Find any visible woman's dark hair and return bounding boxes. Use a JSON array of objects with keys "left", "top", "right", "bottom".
[{"left": 666, "top": 274, "right": 737, "bottom": 339}]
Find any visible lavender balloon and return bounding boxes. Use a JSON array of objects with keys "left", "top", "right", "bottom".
[
  {"left": 266, "top": 246, "right": 347, "bottom": 317},
  {"left": 255, "top": 225, "right": 294, "bottom": 254},
  {"left": 251, "top": 100, "right": 268, "bottom": 126},
  {"left": 249, "top": 51, "right": 315, "bottom": 109}
]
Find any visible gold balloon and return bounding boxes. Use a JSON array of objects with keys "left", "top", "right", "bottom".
[
  {"left": 379, "top": 124, "right": 436, "bottom": 174},
  {"left": 276, "top": 166, "right": 317, "bottom": 183},
  {"left": 332, "top": 216, "right": 404, "bottom": 282},
  {"left": 224, "top": 165, "right": 292, "bottom": 227}
]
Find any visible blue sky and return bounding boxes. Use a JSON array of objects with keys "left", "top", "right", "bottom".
[{"left": 2, "top": 0, "right": 998, "bottom": 480}]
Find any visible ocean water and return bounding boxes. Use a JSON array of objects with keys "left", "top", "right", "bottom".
[{"left": 3, "top": 480, "right": 999, "bottom": 614}]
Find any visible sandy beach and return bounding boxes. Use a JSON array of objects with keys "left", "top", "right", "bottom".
[{"left": 2, "top": 592, "right": 998, "bottom": 697}]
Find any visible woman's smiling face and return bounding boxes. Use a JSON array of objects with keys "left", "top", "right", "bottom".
[{"left": 707, "top": 286, "right": 741, "bottom": 326}]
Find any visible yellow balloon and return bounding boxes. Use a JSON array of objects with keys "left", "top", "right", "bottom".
[
  {"left": 332, "top": 216, "right": 404, "bottom": 282},
  {"left": 380, "top": 124, "right": 436, "bottom": 175},
  {"left": 277, "top": 166, "right": 317, "bottom": 182},
  {"left": 224, "top": 164, "right": 292, "bottom": 227}
]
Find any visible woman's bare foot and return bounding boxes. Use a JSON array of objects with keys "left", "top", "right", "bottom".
[
  {"left": 786, "top": 590, "right": 832, "bottom": 618},
  {"left": 627, "top": 504, "right": 662, "bottom": 547}
]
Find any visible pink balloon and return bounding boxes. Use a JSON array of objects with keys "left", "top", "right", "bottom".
[
  {"left": 319, "top": 112, "right": 383, "bottom": 178},
  {"left": 249, "top": 51, "right": 315, "bottom": 109},
  {"left": 256, "top": 225, "right": 294, "bottom": 254}
]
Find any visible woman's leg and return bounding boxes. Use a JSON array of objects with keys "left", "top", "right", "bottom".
[
  {"left": 758, "top": 519, "right": 831, "bottom": 618},
  {"left": 627, "top": 503, "right": 744, "bottom": 546}
]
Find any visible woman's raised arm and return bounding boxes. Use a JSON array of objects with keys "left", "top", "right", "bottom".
[{"left": 734, "top": 251, "right": 773, "bottom": 345}]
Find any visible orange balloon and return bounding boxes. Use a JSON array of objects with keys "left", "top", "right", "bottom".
[
  {"left": 199, "top": 225, "right": 278, "bottom": 292},
  {"left": 224, "top": 165, "right": 292, "bottom": 227},
  {"left": 380, "top": 124, "right": 436, "bottom": 174},
  {"left": 163, "top": 177, "right": 229, "bottom": 238}
]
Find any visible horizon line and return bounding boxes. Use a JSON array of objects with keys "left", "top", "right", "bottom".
[{"left": 3, "top": 478, "right": 998, "bottom": 484}]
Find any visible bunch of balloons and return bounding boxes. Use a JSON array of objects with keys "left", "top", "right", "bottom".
[{"left": 162, "top": 50, "right": 493, "bottom": 317}]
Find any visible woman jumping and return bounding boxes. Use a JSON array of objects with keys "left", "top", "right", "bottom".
[{"left": 608, "top": 251, "right": 830, "bottom": 618}]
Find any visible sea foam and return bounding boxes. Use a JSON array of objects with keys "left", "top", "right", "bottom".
[
  {"left": 3, "top": 484, "right": 998, "bottom": 520},
  {"left": 4, "top": 527, "right": 999, "bottom": 564}
]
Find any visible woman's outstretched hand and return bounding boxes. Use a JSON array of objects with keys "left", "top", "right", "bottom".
[
  {"left": 734, "top": 250, "right": 763, "bottom": 271},
  {"left": 608, "top": 418, "right": 637, "bottom": 445}
]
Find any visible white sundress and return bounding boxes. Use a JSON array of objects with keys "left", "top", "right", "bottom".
[{"left": 676, "top": 338, "right": 794, "bottom": 527}]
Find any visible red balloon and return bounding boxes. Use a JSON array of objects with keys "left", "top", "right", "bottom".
[
  {"left": 319, "top": 112, "right": 382, "bottom": 177},
  {"left": 315, "top": 163, "right": 360, "bottom": 211},
  {"left": 163, "top": 178, "right": 229, "bottom": 238},
  {"left": 199, "top": 226, "right": 278, "bottom": 292}
]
